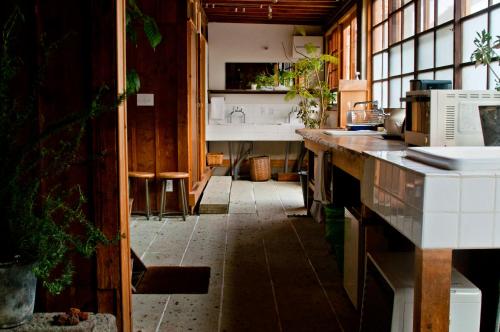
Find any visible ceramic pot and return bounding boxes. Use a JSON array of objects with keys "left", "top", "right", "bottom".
[
  {"left": 0, "top": 261, "right": 36, "bottom": 328},
  {"left": 479, "top": 105, "right": 500, "bottom": 146}
]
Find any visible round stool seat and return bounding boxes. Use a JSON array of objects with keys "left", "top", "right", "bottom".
[
  {"left": 129, "top": 171, "right": 155, "bottom": 179},
  {"left": 157, "top": 172, "right": 189, "bottom": 179}
]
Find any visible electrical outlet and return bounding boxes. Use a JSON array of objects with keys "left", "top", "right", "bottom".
[{"left": 165, "top": 180, "right": 173, "bottom": 192}]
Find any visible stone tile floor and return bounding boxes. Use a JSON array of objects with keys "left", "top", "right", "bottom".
[{"left": 130, "top": 181, "right": 358, "bottom": 332}]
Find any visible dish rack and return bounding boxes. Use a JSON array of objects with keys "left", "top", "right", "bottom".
[{"left": 346, "top": 101, "right": 384, "bottom": 127}]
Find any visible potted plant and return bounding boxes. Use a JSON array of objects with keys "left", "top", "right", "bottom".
[
  {"left": 471, "top": 30, "right": 500, "bottom": 145},
  {"left": 284, "top": 43, "right": 337, "bottom": 129},
  {"left": 254, "top": 72, "right": 276, "bottom": 90}
]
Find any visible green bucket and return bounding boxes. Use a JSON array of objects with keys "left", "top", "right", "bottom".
[{"left": 324, "top": 204, "right": 344, "bottom": 273}]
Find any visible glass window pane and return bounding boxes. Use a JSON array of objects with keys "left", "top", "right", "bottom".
[
  {"left": 390, "top": 45, "right": 402, "bottom": 76},
  {"left": 373, "top": 54, "right": 383, "bottom": 80},
  {"left": 403, "top": 4, "right": 415, "bottom": 39},
  {"left": 462, "top": 0, "right": 488, "bottom": 17},
  {"left": 383, "top": 51, "right": 389, "bottom": 79},
  {"left": 382, "top": 81, "right": 389, "bottom": 108},
  {"left": 490, "top": 70, "right": 500, "bottom": 90},
  {"left": 493, "top": 0, "right": 500, "bottom": 4},
  {"left": 383, "top": 22, "right": 389, "bottom": 49},
  {"left": 437, "top": 0, "right": 454, "bottom": 24},
  {"left": 402, "top": 40, "right": 414, "bottom": 74},
  {"left": 373, "top": 25, "right": 383, "bottom": 53},
  {"left": 402, "top": 75, "right": 414, "bottom": 98},
  {"left": 390, "top": 0, "right": 402, "bottom": 12},
  {"left": 420, "top": 0, "right": 435, "bottom": 31},
  {"left": 462, "top": 65, "right": 487, "bottom": 89},
  {"left": 491, "top": 8, "right": 500, "bottom": 38},
  {"left": 373, "top": 0, "right": 383, "bottom": 25},
  {"left": 435, "top": 25, "right": 454, "bottom": 67},
  {"left": 373, "top": 82, "right": 382, "bottom": 106},
  {"left": 390, "top": 78, "right": 402, "bottom": 107},
  {"left": 389, "top": 11, "right": 402, "bottom": 45},
  {"left": 418, "top": 71, "right": 434, "bottom": 79},
  {"left": 462, "top": 14, "right": 488, "bottom": 63},
  {"left": 435, "top": 68, "right": 454, "bottom": 86},
  {"left": 383, "top": 0, "right": 389, "bottom": 20},
  {"left": 418, "top": 32, "right": 434, "bottom": 70}
]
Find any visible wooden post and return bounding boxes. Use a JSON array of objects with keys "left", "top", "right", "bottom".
[{"left": 413, "top": 248, "right": 452, "bottom": 332}]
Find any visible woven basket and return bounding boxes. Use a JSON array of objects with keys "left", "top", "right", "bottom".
[
  {"left": 249, "top": 156, "right": 271, "bottom": 182},
  {"left": 207, "top": 152, "right": 224, "bottom": 166}
]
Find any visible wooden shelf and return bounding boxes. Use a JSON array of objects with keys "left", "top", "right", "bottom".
[{"left": 208, "top": 89, "right": 289, "bottom": 95}]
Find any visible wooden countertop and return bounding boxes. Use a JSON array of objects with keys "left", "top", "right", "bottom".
[
  {"left": 297, "top": 129, "right": 407, "bottom": 180},
  {"left": 296, "top": 129, "right": 407, "bottom": 154}
]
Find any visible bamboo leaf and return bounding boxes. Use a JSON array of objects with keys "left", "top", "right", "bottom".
[{"left": 143, "top": 15, "right": 162, "bottom": 49}]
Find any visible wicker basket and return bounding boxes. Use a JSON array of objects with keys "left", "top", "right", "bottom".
[
  {"left": 249, "top": 156, "right": 271, "bottom": 182},
  {"left": 207, "top": 152, "right": 224, "bottom": 166}
]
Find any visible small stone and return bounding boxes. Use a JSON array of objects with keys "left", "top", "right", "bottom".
[
  {"left": 79, "top": 311, "right": 90, "bottom": 321},
  {"left": 68, "top": 307, "right": 81, "bottom": 316},
  {"left": 68, "top": 315, "right": 80, "bottom": 325}
]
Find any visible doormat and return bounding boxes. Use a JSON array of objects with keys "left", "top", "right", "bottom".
[{"left": 134, "top": 266, "right": 211, "bottom": 294}]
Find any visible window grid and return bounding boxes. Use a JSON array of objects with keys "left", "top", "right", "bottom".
[{"left": 371, "top": 0, "right": 500, "bottom": 107}]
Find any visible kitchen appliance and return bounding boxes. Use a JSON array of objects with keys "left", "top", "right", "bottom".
[
  {"left": 343, "top": 208, "right": 360, "bottom": 308},
  {"left": 360, "top": 251, "right": 482, "bottom": 332},
  {"left": 346, "top": 100, "right": 384, "bottom": 131},
  {"left": 383, "top": 108, "right": 405, "bottom": 137},
  {"left": 410, "top": 79, "right": 452, "bottom": 91},
  {"left": 401, "top": 89, "right": 500, "bottom": 146}
]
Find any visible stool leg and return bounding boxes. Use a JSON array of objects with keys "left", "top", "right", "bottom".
[
  {"left": 145, "top": 179, "right": 150, "bottom": 220},
  {"left": 179, "top": 179, "right": 187, "bottom": 221},
  {"left": 159, "top": 180, "right": 165, "bottom": 221},
  {"left": 183, "top": 179, "right": 189, "bottom": 217}
]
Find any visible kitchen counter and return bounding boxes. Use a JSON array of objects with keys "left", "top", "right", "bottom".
[{"left": 296, "top": 128, "right": 493, "bottom": 332}]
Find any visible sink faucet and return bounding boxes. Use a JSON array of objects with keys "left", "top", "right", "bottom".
[
  {"left": 229, "top": 106, "right": 246, "bottom": 123},
  {"left": 287, "top": 106, "right": 298, "bottom": 123}
]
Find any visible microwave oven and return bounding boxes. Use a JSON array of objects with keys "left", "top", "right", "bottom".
[
  {"left": 360, "top": 251, "right": 482, "bottom": 332},
  {"left": 401, "top": 90, "right": 500, "bottom": 146}
]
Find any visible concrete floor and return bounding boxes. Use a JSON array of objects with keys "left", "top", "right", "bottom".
[{"left": 130, "top": 181, "right": 358, "bottom": 332}]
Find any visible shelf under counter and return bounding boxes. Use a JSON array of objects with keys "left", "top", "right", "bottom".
[{"left": 208, "top": 89, "right": 290, "bottom": 94}]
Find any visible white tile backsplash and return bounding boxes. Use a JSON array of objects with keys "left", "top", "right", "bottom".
[
  {"left": 460, "top": 177, "right": 495, "bottom": 212},
  {"left": 495, "top": 177, "right": 500, "bottom": 211},
  {"left": 459, "top": 213, "right": 495, "bottom": 248},
  {"left": 424, "top": 176, "right": 460, "bottom": 212},
  {"left": 422, "top": 213, "right": 459, "bottom": 248},
  {"left": 494, "top": 214, "right": 500, "bottom": 246}
]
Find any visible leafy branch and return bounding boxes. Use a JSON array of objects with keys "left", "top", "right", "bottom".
[
  {"left": 471, "top": 30, "right": 500, "bottom": 91},
  {"left": 285, "top": 43, "right": 337, "bottom": 128}
]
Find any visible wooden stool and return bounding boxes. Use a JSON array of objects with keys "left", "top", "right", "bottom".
[
  {"left": 158, "top": 172, "right": 189, "bottom": 221},
  {"left": 129, "top": 171, "right": 155, "bottom": 220}
]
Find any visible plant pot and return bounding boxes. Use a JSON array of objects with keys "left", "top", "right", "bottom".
[
  {"left": 0, "top": 261, "right": 36, "bottom": 328},
  {"left": 479, "top": 105, "right": 500, "bottom": 146}
]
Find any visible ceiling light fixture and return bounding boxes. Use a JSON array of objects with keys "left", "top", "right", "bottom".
[
  {"left": 234, "top": 7, "right": 238, "bottom": 12},
  {"left": 212, "top": 3, "right": 215, "bottom": 8},
  {"left": 260, "top": 4, "right": 263, "bottom": 9},
  {"left": 242, "top": 7, "right": 246, "bottom": 12},
  {"left": 268, "top": 5, "right": 272, "bottom": 19}
]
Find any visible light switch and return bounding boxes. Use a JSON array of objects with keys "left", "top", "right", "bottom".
[{"left": 137, "top": 93, "right": 154, "bottom": 106}]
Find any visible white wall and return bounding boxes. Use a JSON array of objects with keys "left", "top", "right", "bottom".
[
  {"left": 206, "top": 23, "right": 322, "bottom": 165},
  {"left": 208, "top": 23, "right": 321, "bottom": 89}
]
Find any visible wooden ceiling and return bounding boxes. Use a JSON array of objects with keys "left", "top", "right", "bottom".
[{"left": 201, "top": 0, "right": 344, "bottom": 25}]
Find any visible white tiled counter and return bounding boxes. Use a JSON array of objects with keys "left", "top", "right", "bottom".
[{"left": 362, "top": 150, "right": 500, "bottom": 249}]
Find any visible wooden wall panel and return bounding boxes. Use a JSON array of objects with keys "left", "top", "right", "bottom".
[{"left": 29, "top": 0, "right": 131, "bottom": 330}]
